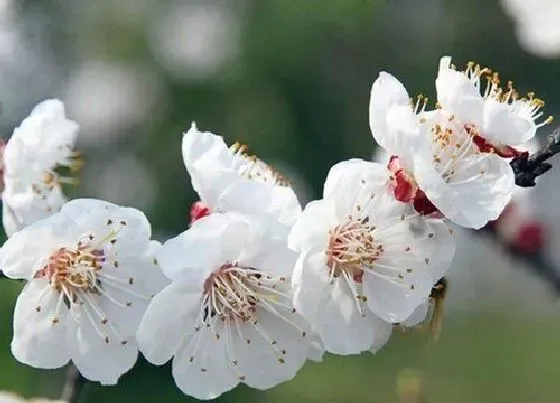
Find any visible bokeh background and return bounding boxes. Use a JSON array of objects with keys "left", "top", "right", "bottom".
[{"left": 0, "top": 0, "right": 560, "bottom": 402}]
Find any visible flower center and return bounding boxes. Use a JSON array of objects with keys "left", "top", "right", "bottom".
[
  {"left": 32, "top": 150, "right": 83, "bottom": 197},
  {"left": 34, "top": 244, "right": 105, "bottom": 306},
  {"left": 202, "top": 264, "right": 286, "bottom": 323},
  {"left": 229, "top": 143, "right": 290, "bottom": 186},
  {"left": 429, "top": 114, "right": 478, "bottom": 183},
  {"left": 326, "top": 218, "right": 383, "bottom": 283}
]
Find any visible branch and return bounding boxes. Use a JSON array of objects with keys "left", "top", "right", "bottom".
[
  {"left": 60, "top": 364, "right": 85, "bottom": 403},
  {"left": 480, "top": 225, "right": 560, "bottom": 295},
  {"left": 510, "top": 126, "right": 560, "bottom": 187},
  {"left": 481, "top": 126, "right": 560, "bottom": 295}
]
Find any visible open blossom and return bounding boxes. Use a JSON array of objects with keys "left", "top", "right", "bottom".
[
  {"left": 436, "top": 56, "right": 553, "bottom": 152},
  {"left": 370, "top": 68, "right": 515, "bottom": 229},
  {"left": 137, "top": 212, "right": 310, "bottom": 400},
  {"left": 2, "top": 100, "right": 82, "bottom": 237},
  {"left": 288, "top": 159, "right": 455, "bottom": 355},
  {"left": 182, "top": 123, "right": 301, "bottom": 226},
  {"left": 0, "top": 199, "right": 167, "bottom": 385}
]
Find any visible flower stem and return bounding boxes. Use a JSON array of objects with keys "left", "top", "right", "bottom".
[
  {"left": 510, "top": 126, "right": 560, "bottom": 187},
  {"left": 60, "top": 364, "right": 85, "bottom": 403}
]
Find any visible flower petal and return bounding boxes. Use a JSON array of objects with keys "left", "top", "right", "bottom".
[
  {"left": 399, "top": 300, "right": 429, "bottom": 327},
  {"left": 483, "top": 98, "right": 537, "bottom": 145},
  {"left": 436, "top": 56, "right": 483, "bottom": 126},
  {"left": 287, "top": 199, "right": 336, "bottom": 255},
  {"left": 230, "top": 310, "right": 308, "bottom": 390},
  {"left": 292, "top": 250, "right": 330, "bottom": 323},
  {"left": 322, "top": 159, "right": 390, "bottom": 221},
  {"left": 70, "top": 315, "right": 139, "bottom": 385},
  {"left": 11, "top": 281, "right": 71, "bottom": 369},
  {"left": 157, "top": 213, "right": 248, "bottom": 282},
  {"left": 369, "top": 315, "right": 393, "bottom": 354},
  {"left": 137, "top": 281, "right": 202, "bottom": 365},
  {"left": 0, "top": 214, "right": 73, "bottom": 279},
  {"left": 315, "top": 279, "right": 376, "bottom": 355},
  {"left": 172, "top": 320, "right": 238, "bottom": 400},
  {"left": 414, "top": 152, "right": 514, "bottom": 229},
  {"left": 363, "top": 247, "right": 433, "bottom": 323},
  {"left": 369, "top": 72, "right": 411, "bottom": 153}
]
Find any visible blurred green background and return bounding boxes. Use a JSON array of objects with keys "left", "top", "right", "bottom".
[{"left": 1, "top": 0, "right": 560, "bottom": 401}]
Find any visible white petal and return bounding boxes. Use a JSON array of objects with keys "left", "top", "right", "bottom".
[
  {"left": 60, "top": 198, "right": 151, "bottom": 243},
  {"left": 369, "top": 315, "right": 393, "bottom": 354},
  {"left": 137, "top": 282, "right": 202, "bottom": 365},
  {"left": 0, "top": 214, "right": 71, "bottom": 279},
  {"left": 483, "top": 98, "right": 536, "bottom": 145},
  {"left": 322, "top": 159, "right": 390, "bottom": 220},
  {"left": 306, "top": 332, "right": 325, "bottom": 362},
  {"left": 181, "top": 123, "right": 231, "bottom": 170},
  {"left": 2, "top": 195, "right": 23, "bottom": 237},
  {"left": 216, "top": 177, "right": 301, "bottom": 227},
  {"left": 363, "top": 247, "right": 433, "bottom": 323},
  {"left": 11, "top": 281, "right": 71, "bottom": 369},
  {"left": 399, "top": 300, "right": 429, "bottom": 327},
  {"left": 244, "top": 235, "right": 298, "bottom": 278},
  {"left": 292, "top": 251, "right": 330, "bottom": 322},
  {"left": 414, "top": 152, "right": 514, "bottom": 229},
  {"left": 230, "top": 310, "right": 308, "bottom": 390},
  {"left": 287, "top": 199, "right": 336, "bottom": 254},
  {"left": 157, "top": 213, "right": 248, "bottom": 282},
  {"left": 369, "top": 72, "right": 410, "bottom": 153},
  {"left": 423, "top": 219, "right": 456, "bottom": 282},
  {"left": 315, "top": 279, "right": 376, "bottom": 355},
  {"left": 70, "top": 312, "right": 138, "bottom": 385},
  {"left": 436, "top": 57, "right": 484, "bottom": 126},
  {"left": 172, "top": 320, "right": 238, "bottom": 400},
  {"left": 384, "top": 104, "right": 422, "bottom": 165},
  {"left": 1, "top": 187, "right": 67, "bottom": 236}
]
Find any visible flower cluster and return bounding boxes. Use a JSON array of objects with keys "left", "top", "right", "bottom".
[{"left": 0, "top": 55, "right": 553, "bottom": 401}]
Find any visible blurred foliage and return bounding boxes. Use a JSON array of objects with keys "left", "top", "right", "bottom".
[{"left": 1, "top": 0, "right": 560, "bottom": 401}]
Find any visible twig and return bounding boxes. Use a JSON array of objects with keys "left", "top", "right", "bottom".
[
  {"left": 60, "top": 364, "right": 85, "bottom": 403},
  {"left": 510, "top": 126, "right": 560, "bottom": 187},
  {"left": 481, "top": 126, "right": 560, "bottom": 295},
  {"left": 480, "top": 225, "right": 560, "bottom": 295}
]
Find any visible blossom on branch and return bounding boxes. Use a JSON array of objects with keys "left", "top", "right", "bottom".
[
  {"left": 0, "top": 199, "right": 167, "bottom": 385},
  {"left": 287, "top": 159, "right": 455, "bottom": 355},
  {"left": 2, "top": 100, "right": 82, "bottom": 236},
  {"left": 182, "top": 123, "right": 301, "bottom": 226},
  {"left": 369, "top": 65, "right": 516, "bottom": 229},
  {"left": 137, "top": 212, "right": 311, "bottom": 400}
]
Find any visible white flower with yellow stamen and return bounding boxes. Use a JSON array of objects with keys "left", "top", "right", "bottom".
[
  {"left": 288, "top": 159, "right": 455, "bottom": 355},
  {"left": 0, "top": 199, "right": 167, "bottom": 385},
  {"left": 137, "top": 211, "right": 310, "bottom": 400},
  {"left": 436, "top": 56, "right": 553, "bottom": 148},
  {"left": 369, "top": 69, "right": 515, "bottom": 229},
  {"left": 182, "top": 123, "right": 301, "bottom": 226},
  {"left": 2, "top": 100, "right": 82, "bottom": 236}
]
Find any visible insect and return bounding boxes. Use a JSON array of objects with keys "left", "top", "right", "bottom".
[{"left": 427, "top": 277, "right": 448, "bottom": 343}]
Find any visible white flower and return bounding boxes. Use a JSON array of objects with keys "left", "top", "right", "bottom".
[
  {"left": 2, "top": 100, "right": 81, "bottom": 236},
  {"left": 137, "top": 212, "right": 310, "bottom": 400},
  {"left": 0, "top": 199, "right": 167, "bottom": 385},
  {"left": 182, "top": 123, "right": 301, "bottom": 226},
  {"left": 369, "top": 70, "right": 515, "bottom": 229},
  {"left": 288, "top": 159, "right": 455, "bottom": 355},
  {"left": 436, "top": 56, "right": 553, "bottom": 148},
  {"left": 501, "top": 0, "right": 560, "bottom": 58}
]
